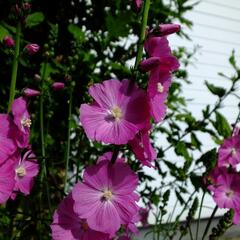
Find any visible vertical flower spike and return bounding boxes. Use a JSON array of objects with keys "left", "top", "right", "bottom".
[
  {"left": 80, "top": 79, "right": 150, "bottom": 145},
  {"left": 0, "top": 161, "right": 15, "bottom": 204},
  {"left": 72, "top": 153, "right": 139, "bottom": 236},
  {"left": 13, "top": 150, "right": 39, "bottom": 196},
  {"left": 51, "top": 193, "right": 110, "bottom": 240},
  {"left": 0, "top": 114, "right": 18, "bottom": 164},
  {"left": 11, "top": 97, "right": 31, "bottom": 148}
]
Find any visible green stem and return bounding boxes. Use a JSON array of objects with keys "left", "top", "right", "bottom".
[
  {"left": 134, "top": 0, "right": 151, "bottom": 70},
  {"left": 8, "top": 22, "right": 21, "bottom": 112},
  {"left": 202, "top": 206, "right": 218, "bottom": 240},
  {"left": 39, "top": 62, "right": 52, "bottom": 213},
  {"left": 64, "top": 90, "right": 73, "bottom": 193},
  {"left": 196, "top": 191, "right": 206, "bottom": 240}
]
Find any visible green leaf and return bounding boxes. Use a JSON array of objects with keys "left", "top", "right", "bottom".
[
  {"left": 190, "top": 132, "right": 201, "bottom": 150},
  {"left": 175, "top": 141, "right": 191, "bottom": 160},
  {"left": 0, "top": 24, "right": 9, "bottom": 41},
  {"left": 68, "top": 24, "right": 85, "bottom": 43},
  {"left": 205, "top": 81, "right": 226, "bottom": 97},
  {"left": 26, "top": 12, "right": 45, "bottom": 28},
  {"left": 196, "top": 148, "right": 217, "bottom": 171},
  {"left": 213, "top": 111, "right": 232, "bottom": 138}
]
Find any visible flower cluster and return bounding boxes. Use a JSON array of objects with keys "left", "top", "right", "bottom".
[
  {"left": 51, "top": 24, "right": 180, "bottom": 239},
  {"left": 0, "top": 97, "right": 39, "bottom": 204},
  {"left": 207, "top": 128, "right": 240, "bottom": 224}
]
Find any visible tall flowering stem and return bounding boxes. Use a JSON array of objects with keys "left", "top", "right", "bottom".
[
  {"left": 64, "top": 89, "right": 73, "bottom": 193},
  {"left": 39, "top": 61, "right": 52, "bottom": 213},
  {"left": 7, "top": 22, "right": 21, "bottom": 112},
  {"left": 134, "top": 0, "right": 151, "bottom": 70}
]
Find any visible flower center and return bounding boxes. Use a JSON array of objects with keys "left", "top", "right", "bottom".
[
  {"left": 226, "top": 189, "right": 234, "bottom": 199},
  {"left": 231, "top": 147, "right": 237, "bottom": 156},
  {"left": 15, "top": 166, "right": 26, "bottom": 177},
  {"left": 110, "top": 106, "right": 122, "bottom": 120},
  {"left": 81, "top": 221, "right": 89, "bottom": 231},
  {"left": 21, "top": 118, "right": 31, "bottom": 128},
  {"left": 102, "top": 189, "right": 113, "bottom": 201},
  {"left": 157, "top": 83, "right": 164, "bottom": 93}
]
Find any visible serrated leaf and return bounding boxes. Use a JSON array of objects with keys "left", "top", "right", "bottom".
[
  {"left": 205, "top": 81, "right": 226, "bottom": 97},
  {"left": 26, "top": 12, "right": 45, "bottom": 28},
  {"left": 68, "top": 24, "right": 85, "bottom": 42}
]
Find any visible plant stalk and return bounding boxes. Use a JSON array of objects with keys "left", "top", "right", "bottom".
[{"left": 8, "top": 22, "right": 21, "bottom": 112}]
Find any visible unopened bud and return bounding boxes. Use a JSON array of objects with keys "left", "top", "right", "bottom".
[
  {"left": 25, "top": 43, "right": 40, "bottom": 55},
  {"left": 52, "top": 82, "right": 65, "bottom": 91},
  {"left": 3, "top": 36, "right": 15, "bottom": 48},
  {"left": 23, "top": 88, "right": 40, "bottom": 97}
]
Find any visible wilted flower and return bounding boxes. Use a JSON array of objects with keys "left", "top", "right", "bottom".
[
  {"left": 52, "top": 82, "right": 65, "bottom": 91},
  {"left": 3, "top": 36, "right": 15, "bottom": 48},
  {"left": 80, "top": 79, "right": 150, "bottom": 145},
  {"left": 72, "top": 153, "right": 139, "bottom": 236},
  {"left": 24, "top": 43, "right": 40, "bottom": 55},
  {"left": 23, "top": 88, "right": 40, "bottom": 97}
]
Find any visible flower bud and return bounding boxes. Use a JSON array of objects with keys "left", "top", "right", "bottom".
[
  {"left": 23, "top": 88, "right": 40, "bottom": 97},
  {"left": 22, "top": 3, "right": 31, "bottom": 11},
  {"left": 3, "top": 36, "right": 15, "bottom": 48},
  {"left": 52, "top": 82, "right": 65, "bottom": 91},
  {"left": 148, "top": 24, "right": 181, "bottom": 37},
  {"left": 34, "top": 74, "right": 41, "bottom": 81},
  {"left": 25, "top": 43, "right": 40, "bottom": 55},
  {"left": 134, "top": 0, "right": 143, "bottom": 10}
]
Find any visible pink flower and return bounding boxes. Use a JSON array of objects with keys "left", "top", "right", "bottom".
[
  {"left": 0, "top": 161, "right": 15, "bottom": 204},
  {"left": 148, "top": 24, "right": 181, "bottom": 37},
  {"left": 206, "top": 167, "right": 227, "bottom": 192},
  {"left": 147, "top": 71, "right": 172, "bottom": 122},
  {"left": 0, "top": 114, "right": 18, "bottom": 164},
  {"left": 139, "top": 207, "right": 149, "bottom": 226},
  {"left": 129, "top": 125, "right": 156, "bottom": 167},
  {"left": 24, "top": 43, "right": 40, "bottom": 55},
  {"left": 211, "top": 171, "right": 240, "bottom": 224},
  {"left": 11, "top": 97, "right": 31, "bottom": 148},
  {"left": 72, "top": 153, "right": 139, "bottom": 236},
  {"left": 134, "top": 0, "right": 142, "bottom": 10},
  {"left": 143, "top": 36, "right": 179, "bottom": 72},
  {"left": 3, "top": 36, "right": 14, "bottom": 48},
  {"left": 218, "top": 135, "right": 240, "bottom": 168},
  {"left": 52, "top": 82, "right": 65, "bottom": 91},
  {"left": 80, "top": 79, "right": 150, "bottom": 145},
  {"left": 51, "top": 193, "right": 110, "bottom": 240},
  {"left": 13, "top": 150, "right": 39, "bottom": 196},
  {"left": 23, "top": 88, "right": 40, "bottom": 97}
]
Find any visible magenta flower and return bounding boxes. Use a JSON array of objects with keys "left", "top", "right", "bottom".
[
  {"left": 218, "top": 135, "right": 240, "bottom": 168},
  {"left": 0, "top": 114, "right": 18, "bottom": 164},
  {"left": 143, "top": 36, "right": 179, "bottom": 72},
  {"left": 51, "top": 193, "right": 110, "bottom": 240},
  {"left": 25, "top": 43, "right": 40, "bottom": 55},
  {"left": 129, "top": 126, "right": 156, "bottom": 167},
  {"left": 80, "top": 79, "right": 150, "bottom": 145},
  {"left": 11, "top": 97, "right": 31, "bottom": 148},
  {"left": 3, "top": 35, "right": 15, "bottom": 48},
  {"left": 13, "top": 150, "right": 39, "bottom": 196},
  {"left": 139, "top": 207, "right": 149, "bottom": 227},
  {"left": 52, "top": 82, "right": 65, "bottom": 91},
  {"left": 23, "top": 88, "right": 40, "bottom": 97},
  {"left": 72, "top": 153, "right": 139, "bottom": 236},
  {"left": 147, "top": 71, "right": 172, "bottom": 122},
  {"left": 0, "top": 161, "right": 15, "bottom": 204},
  {"left": 211, "top": 171, "right": 240, "bottom": 224}
]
